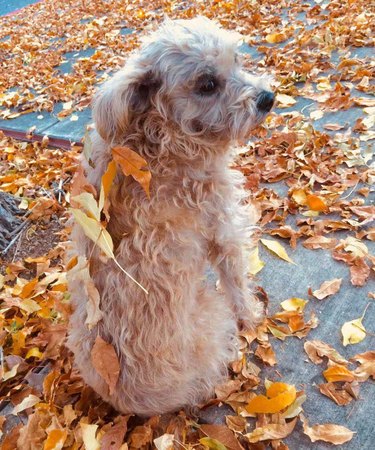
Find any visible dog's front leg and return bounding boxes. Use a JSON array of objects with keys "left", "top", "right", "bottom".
[{"left": 211, "top": 240, "right": 264, "bottom": 330}]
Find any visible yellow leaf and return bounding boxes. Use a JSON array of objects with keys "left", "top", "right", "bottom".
[
  {"left": 280, "top": 298, "right": 308, "bottom": 312},
  {"left": 25, "top": 347, "right": 43, "bottom": 360},
  {"left": 291, "top": 188, "right": 307, "bottom": 206},
  {"left": 341, "top": 318, "right": 366, "bottom": 346},
  {"left": 19, "top": 278, "right": 38, "bottom": 299},
  {"left": 306, "top": 194, "right": 328, "bottom": 212},
  {"left": 248, "top": 246, "right": 265, "bottom": 275},
  {"left": 43, "top": 429, "right": 67, "bottom": 450},
  {"left": 81, "top": 423, "right": 100, "bottom": 450},
  {"left": 323, "top": 365, "right": 355, "bottom": 382},
  {"left": 266, "top": 32, "right": 287, "bottom": 43},
  {"left": 199, "top": 437, "right": 227, "bottom": 450},
  {"left": 276, "top": 93, "right": 296, "bottom": 108},
  {"left": 246, "top": 382, "right": 296, "bottom": 413},
  {"left": 20, "top": 298, "right": 41, "bottom": 314},
  {"left": 112, "top": 146, "right": 151, "bottom": 198},
  {"left": 71, "top": 208, "right": 114, "bottom": 258},
  {"left": 260, "top": 238, "right": 295, "bottom": 264},
  {"left": 71, "top": 192, "right": 101, "bottom": 221}
]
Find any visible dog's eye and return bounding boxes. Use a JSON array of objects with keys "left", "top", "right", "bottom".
[{"left": 198, "top": 77, "right": 218, "bottom": 95}]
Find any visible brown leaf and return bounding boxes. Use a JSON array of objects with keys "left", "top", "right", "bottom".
[
  {"left": 101, "top": 416, "right": 129, "bottom": 450},
  {"left": 301, "top": 415, "right": 355, "bottom": 445},
  {"left": 255, "top": 344, "right": 277, "bottom": 366},
  {"left": 129, "top": 425, "right": 153, "bottom": 448},
  {"left": 318, "top": 383, "right": 354, "bottom": 406},
  {"left": 200, "top": 424, "right": 244, "bottom": 450},
  {"left": 304, "top": 340, "right": 348, "bottom": 365},
  {"left": 352, "top": 351, "right": 375, "bottom": 381},
  {"left": 245, "top": 418, "right": 297, "bottom": 443},
  {"left": 226, "top": 416, "right": 247, "bottom": 433},
  {"left": 312, "top": 278, "right": 342, "bottom": 300},
  {"left": 302, "top": 236, "right": 337, "bottom": 250},
  {"left": 350, "top": 258, "right": 370, "bottom": 286},
  {"left": 91, "top": 336, "right": 120, "bottom": 396}
]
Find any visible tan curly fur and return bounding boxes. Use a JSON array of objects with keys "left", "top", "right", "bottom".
[{"left": 67, "top": 16, "right": 273, "bottom": 416}]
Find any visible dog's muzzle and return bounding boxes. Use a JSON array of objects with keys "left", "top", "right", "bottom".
[{"left": 256, "top": 90, "right": 275, "bottom": 113}]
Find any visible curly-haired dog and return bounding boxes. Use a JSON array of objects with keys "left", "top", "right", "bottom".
[{"left": 67, "top": 17, "right": 274, "bottom": 416}]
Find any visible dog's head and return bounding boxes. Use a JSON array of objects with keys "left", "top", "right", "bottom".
[{"left": 94, "top": 17, "right": 274, "bottom": 147}]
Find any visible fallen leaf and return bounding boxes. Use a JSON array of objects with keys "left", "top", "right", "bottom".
[
  {"left": 81, "top": 423, "right": 100, "bottom": 450},
  {"left": 91, "top": 336, "right": 120, "bottom": 396},
  {"left": 225, "top": 416, "right": 247, "bottom": 433},
  {"left": 266, "top": 32, "right": 287, "bottom": 43},
  {"left": 43, "top": 429, "right": 68, "bottom": 450},
  {"left": 200, "top": 424, "right": 243, "bottom": 450},
  {"left": 246, "top": 382, "right": 296, "bottom": 414},
  {"left": 352, "top": 351, "right": 375, "bottom": 381},
  {"left": 12, "top": 394, "right": 40, "bottom": 415},
  {"left": 341, "top": 318, "right": 366, "bottom": 346},
  {"left": 318, "top": 383, "right": 353, "bottom": 406},
  {"left": 301, "top": 415, "right": 354, "bottom": 445},
  {"left": 199, "top": 437, "right": 227, "bottom": 450},
  {"left": 350, "top": 258, "right": 370, "bottom": 286},
  {"left": 280, "top": 298, "right": 308, "bottom": 312},
  {"left": 260, "top": 239, "right": 295, "bottom": 264},
  {"left": 304, "top": 340, "right": 348, "bottom": 365},
  {"left": 312, "top": 278, "right": 342, "bottom": 300},
  {"left": 154, "top": 434, "right": 174, "bottom": 450},
  {"left": 112, "top": 146, "right": 151, "bottom": 198},
  {"left": 245, "top": 418, "right": 297, "bottom": 443},
  {"left": 248, "top": 246, "right": 265, "bottom": 275},
  {"left": 323, "top": 365, "right": 355, "bottom": 382},
  {"left": 101, "top": 416, "right": 129, "bottom": 450},
  {"left": 276, "top": 94, "right": 297, "bottom": 108}
]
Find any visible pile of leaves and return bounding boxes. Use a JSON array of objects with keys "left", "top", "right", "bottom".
[{"left": 0, "top": 0, "right": 374, "bottom": 449}]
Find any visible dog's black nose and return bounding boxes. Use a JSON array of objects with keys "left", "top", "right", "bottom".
[{"left": 256, "top": 91, "right": 275, "bottom": 112}]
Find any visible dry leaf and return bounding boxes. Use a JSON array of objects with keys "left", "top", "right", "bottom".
[
  {"left": 154, "top": 434, "right": 174, "bottom": 450},
  {"left": 280, "top": 298, "right": 307, "bottom": 312},
  {"left": 199, "top": 437, "right": 227, "bottom": 450},
  {"left": 91, "top": 336, "right": 120, "bottom": 396},
  {"left": 341, "top": 318, "right": 366, "bottom": 346},
  {"left": 312, "top": 278, "right": 342, "bottom": 300},
  {"left": 246, "top": 382, "right": 296, "bottom": 414},
  {"left": 352, "top": 351, "right": 375, "bottom": 381},
  {"left": 200, "top": 424, "right": 243, "bottom": 450},
  {"left": 306, "top": 194, "right": 328, "bottom": 212},
  {"left": 112, "top": 146, "right": 151, "bottom": 198},
  {"left": 101, "top": 416, "right": 129, "bottom": 450},
  {"left": 248, "top": 246, "right": 265, "bottom": 275},
  {"left": 245, "top": 418, "right": 297, "bottom": 443},
  {"left": 260, "top": 239, "right": 295, "bottom": 264},
  {"left": 323, "top": 365, "right": 355, "bottom": 382},
  {"left": 304, "top": 340, "right": 348, "bottom": 365},
  {"left": 81, "top": 423, "right": 100, "bottom": 450},
  {"left": 350, "top": 258, "right": 370, "bottom": 286},
  {"left": 12, "top": 394, "right": 40, "bottom": 415},
  {"left": 43, "top": 429, "right": 67, "bottom": 450},
  {"left": 301, "top": 415, "right": 354, "bottom": 445},
  {"left": 318, "top": 383, "right": 353, "bottom": 406}
]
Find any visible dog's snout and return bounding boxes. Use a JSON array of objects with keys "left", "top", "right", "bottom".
[{"left": 256, "top": 90, "right": 275, "bottom": 113}]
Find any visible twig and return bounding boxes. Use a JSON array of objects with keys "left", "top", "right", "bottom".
[{"left": 2, "top": 221, "right": 29, "bottom": 256}]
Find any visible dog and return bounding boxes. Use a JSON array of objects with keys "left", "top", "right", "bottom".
[{"left": 67, "top": 16, "right": 274, "bottom": 416}]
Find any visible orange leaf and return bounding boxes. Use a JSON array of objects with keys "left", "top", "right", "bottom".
[
  {"left": 323, "top": 365, "right": 355, "bottom": 382},
  {"left": 306, "top": 194, "right": 328, "bottom": 212},
  {"left": 246, "top": 382, "right": 296, "bottom": 413},
  {"left": 112, "top": 146, "right": 151, "bottom": 198}
]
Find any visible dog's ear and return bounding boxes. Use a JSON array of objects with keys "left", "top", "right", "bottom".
[{"left": 93, "top": 61, "right": 159, "bottom": 143}]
